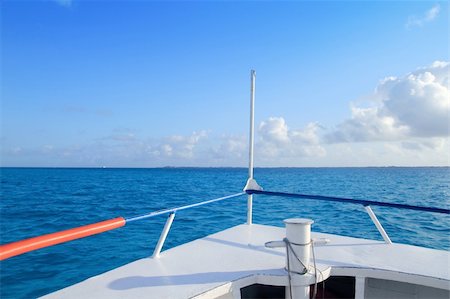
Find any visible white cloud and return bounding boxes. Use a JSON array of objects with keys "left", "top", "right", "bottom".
[
  {"left": 209, "top": 135, "right": 247, "bottom": 163},
  {"left": 149, "top": 131, "right": 208, "bottom": 159},
  {"left": 401, "top": 138, "right": 445, "bottom": 151},
  {"left": 326, "top": 61, "right": 449, "bottom": 143},
  {"left": 426, "top": 4, "right": 441, "bottom": 19},
  {"left": 406, "top": 4, "right": 440, "bottom": 28},
  {"left": 259, "top": 117, "right": 322, "bottom": 146},
  {"left": 257, "top": 117, "right": 326, "bottom": 164},
  {"left": 259, "top": 117, "right": 290, "bottom": 144}
]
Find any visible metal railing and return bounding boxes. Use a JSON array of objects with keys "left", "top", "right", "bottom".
[
  {"left": 0, "top": 192, "right": 246, "bottom": 261},
  {"left": 125, "top": 192, "right": 246, "bottom": 258},
  {"left": 246, "top": 189, "right": 449, "bottom": 244}
]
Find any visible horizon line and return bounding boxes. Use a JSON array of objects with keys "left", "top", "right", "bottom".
[{"left": 1, "top": 166, "right": 449, "bottom": 169}]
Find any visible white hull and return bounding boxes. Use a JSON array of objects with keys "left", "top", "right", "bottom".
[{"left": 43, "top": 224, "right": 450, "bottom": 299}]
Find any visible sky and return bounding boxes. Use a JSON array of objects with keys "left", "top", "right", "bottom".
[{"left": 1, "top": 0, "right": 449, "bottom": 167}]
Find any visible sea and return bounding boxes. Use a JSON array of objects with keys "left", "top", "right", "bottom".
[{"left": 0, "top": 167, "right": 449, "bottom": 298}]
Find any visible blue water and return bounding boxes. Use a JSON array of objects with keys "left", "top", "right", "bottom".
[{"left": 0, "top": 167, "right": 449, "bottom": 298}]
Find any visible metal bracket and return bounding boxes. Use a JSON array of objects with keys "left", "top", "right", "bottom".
[{"left": 243, "top": 178, "right": 263, "bottom": 192}]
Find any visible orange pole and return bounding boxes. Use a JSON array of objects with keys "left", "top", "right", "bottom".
[{"left": 0, "top": 217, "right": 126, "bottom": 261}]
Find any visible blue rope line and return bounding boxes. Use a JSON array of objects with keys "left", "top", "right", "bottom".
[{"left": 246, "top": 190, "right": 450, "bottom": 214}]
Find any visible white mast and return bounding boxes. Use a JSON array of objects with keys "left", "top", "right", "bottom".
[{"left": 247, "top": 70, "right": 256, "bottom": 225}]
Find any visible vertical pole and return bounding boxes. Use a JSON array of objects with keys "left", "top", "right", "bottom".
[
  {"left": 152, "top": 212, "right": 176, "bottom": 258},
  {"left": 247, "top": 70, "right": 256, "bottom": 225},
  {"left": 364, "top": 206, "right": 392, "bottom": 244}
]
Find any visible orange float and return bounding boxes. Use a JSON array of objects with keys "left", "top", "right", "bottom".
[{"left": 0, "top": 217, "right": 126, "bottom": 261}]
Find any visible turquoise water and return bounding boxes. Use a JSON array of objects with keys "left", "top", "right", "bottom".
[{"left": 0, "top": 167, "right": 449, "bottom": 298}]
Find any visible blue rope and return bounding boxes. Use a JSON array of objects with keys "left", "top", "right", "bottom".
[{"left": 246, "top": 190, "right": 450, "bottom": 214}]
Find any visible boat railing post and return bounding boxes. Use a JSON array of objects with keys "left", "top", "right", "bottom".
[
  {"left": 247, "top": 70, "right": 256, "bottom": 225},
  {"left": 152, "top": 212, "right": 176, "bottom": 258},
  {"left": 364, "top": 206, "right": 392, "bottom": 244}
]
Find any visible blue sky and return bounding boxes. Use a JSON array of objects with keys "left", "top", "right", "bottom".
[{"left": 1, "top": 0, "right": 449, "bottom": 167}]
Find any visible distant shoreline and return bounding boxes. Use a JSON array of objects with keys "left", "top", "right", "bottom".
[{"left": 1, "top": 166, "right": 449, "bottom": 169}]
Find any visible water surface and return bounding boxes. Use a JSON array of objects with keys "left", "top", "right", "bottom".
[{"left": 0, "top": 167, "right": 449, "bottom": 298}]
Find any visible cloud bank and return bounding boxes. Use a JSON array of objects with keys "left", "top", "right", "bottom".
[
  {"left": 2, "top": 61, "right": 449, "bottom": 167},
  {"left": 325, "top": 61, "right": 449, "bottom": 143}
]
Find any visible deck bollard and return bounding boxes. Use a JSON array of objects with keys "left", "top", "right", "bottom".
[
  {"left": 284, "top": 218, "right": 314, "bottom": 299},
  {"left": 266, "top": 218, "right": 332, "bottom": 299}
]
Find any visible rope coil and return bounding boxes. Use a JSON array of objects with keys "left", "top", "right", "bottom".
[{"left": 283, "top": 238, "right": 325, "bottom": 299}]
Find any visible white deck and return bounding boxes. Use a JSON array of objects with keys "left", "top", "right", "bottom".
[{"left": 43, "top": 224, "right": 450, "bottom": 299}]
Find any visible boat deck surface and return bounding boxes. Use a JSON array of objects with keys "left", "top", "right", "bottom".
[{"left": 43, "top": 224, "right": 450, "bottom": 299}]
